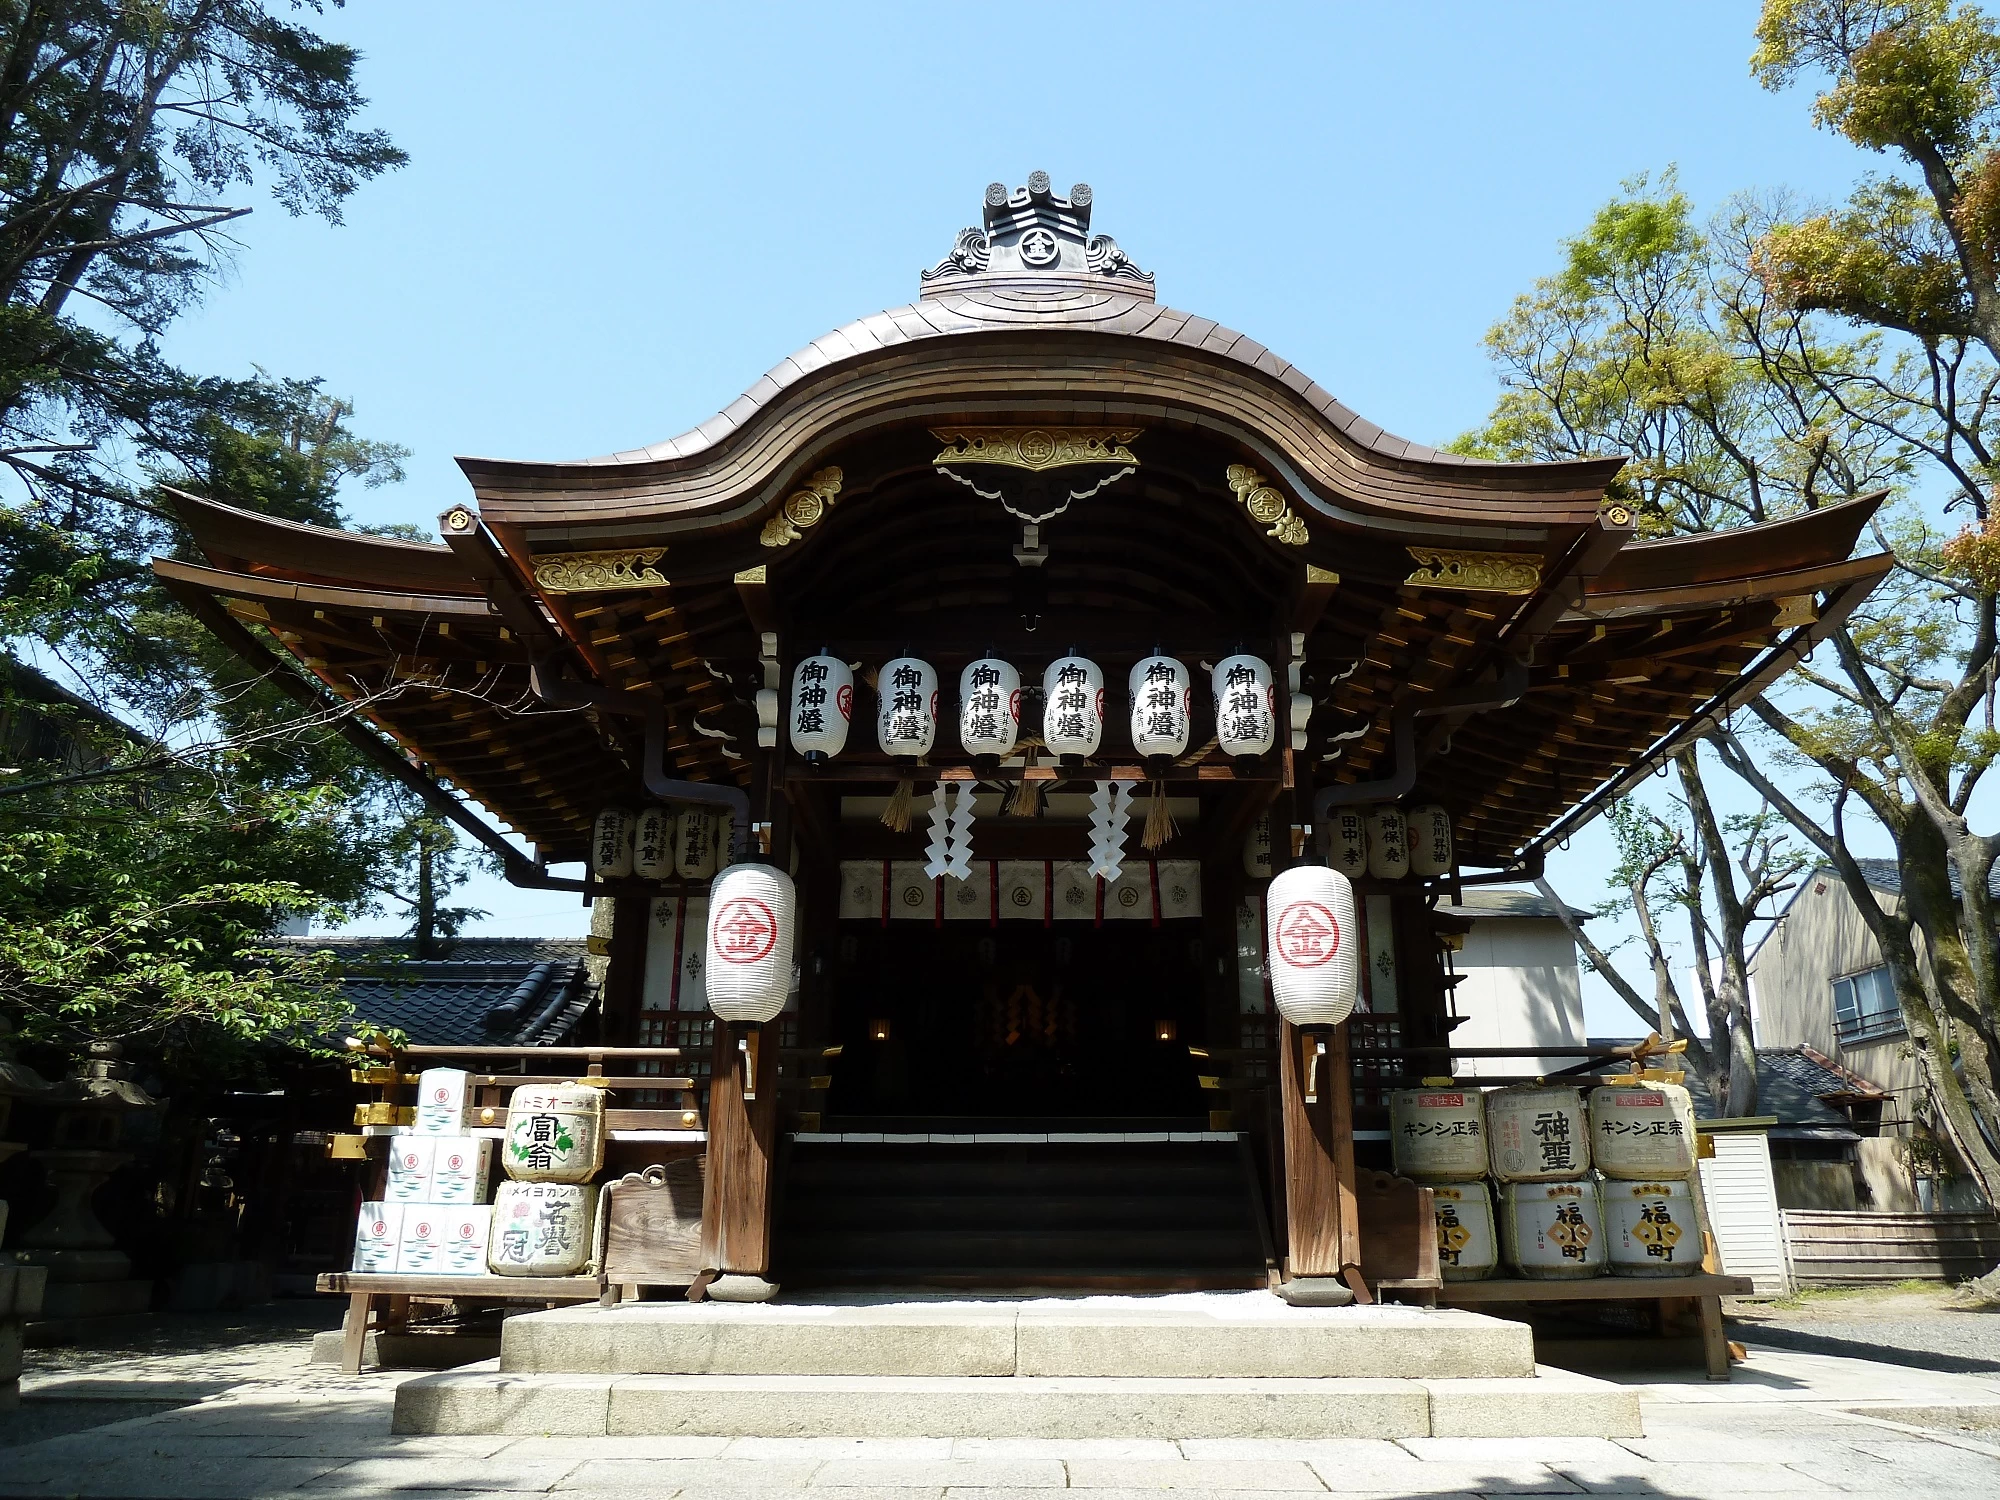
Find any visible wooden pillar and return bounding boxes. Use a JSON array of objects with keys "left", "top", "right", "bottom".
[
  {"left": 601, "top": 893, "right": 649, "bottom": 1046},
  {"left": 698, "top": 1018, "right": 780, "bottom": 1278},
  {"left": 1278, "top": 1016, "right": 1364, "bottom": 1293}
]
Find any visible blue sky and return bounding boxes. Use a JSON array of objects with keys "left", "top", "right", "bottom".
[{"left": 162, "top": 2, "right": 1893, "bottom": 1031}]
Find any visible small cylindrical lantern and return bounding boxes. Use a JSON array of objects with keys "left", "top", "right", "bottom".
[
  {"left": 1290, "top": 692, "right": 1313, "bottom": 750},
  {"left": 705, "top": 861, "right": 796, "bottom": 1024},
  {"left": 789, "top": 653, "right": 852, "bottom": 762},
  {"left": 1211, "top": 654, "right": 1276, "bottom": 761},
  {"left": 1242, "top": 813, "right": 1274, "bottom": 878},
  {"left": 1327, "top": 808, "right": 1369, "bottom": 879},
  {"left": 674, "top": 806, "right": 719, "bottom": 879},
  {"left": 592, "top": 806, "right": 634, "bottom": 879},
  {"left": 1366, "top": 805, "right": 1410, "bottom": 880},
  {"left": 1264, "top": 863, "right": 1360, "bottom": 1027},
  {"left": 1042, "top": 655, "right": 1104, "bottom": 761},
  {"left": 877, "top": 657, "right": 938, "bottom": 760},
  {"left": 1128, "top": 654, "right": 1191, "bottom": 762},
  {"left": 1409, "top": 804, "right": 1454, "bottom": 879},
  {"left": 632, "top": 805, "right": 674, "bottom": 880},
  {"left": 959, "top": 657, "right": 1021, "bottom": 761}
]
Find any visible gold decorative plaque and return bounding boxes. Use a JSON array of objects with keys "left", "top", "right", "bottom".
[
  {"left": 931, "top": 427, "right": 1141, "bottom": 471},
  {"left": 760, "top": 466, "right": 844, "bottom": 548},
  {"left": 1404, "top": 548, "right": 1542, "bottom": 594},
  {"left": 532, "top": 548, "right": 669, "bottom": 594},
  {"left": 1223, "top": 464, "right": 1310, "bottom": 546}
]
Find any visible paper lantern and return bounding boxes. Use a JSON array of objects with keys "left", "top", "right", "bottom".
[
  {"left": 877, "top": 656, "right": 938, "bottom": 760},
  {"left": 1242, "top": 814, "right": 1274, "bottom": 878},
  {"left": 1043, "top": 655, "right": 1103, "bottom": 761},
  {"left": 959, "top": 657, "right": 1021, "bottom": 759},
  {"left": 1211, "top": 654, "right": 1276, "bottom": 760},
  {"left": 674, "top": 806, "right": 720, "bottom": 879},
  {"left": 591, "top": 806, "right": 634, "bottom": 879},
  {"left": 1326, "top": 808, "right": 1369, "bottom": 879},
  {"left": 705, "top": 862, "right": 796, "bottom": 1023},
  {"left": 1129, "top": 655, "right": 1191, "bottom": 761},
  {"left": 1366, "top": 805, "right": 1409, "bottom": 880},
  {"left": 788, "top": 653, "right": 853, "bottom": 761},
  {"left": 1263, "top": 863, "right": 1359, "bottom": 1027},
  {"left": 1409, "top": 804, "right": 1453, "bottom": 879},
  {"left": 633, "top": 805, "right": 674, "bottom": 880}
]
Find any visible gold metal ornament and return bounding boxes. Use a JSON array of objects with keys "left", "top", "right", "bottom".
[
  {"left": 759, "top": 466, "right": 844, "bottom": 548},
  {"left": 1601, "top": 501, "right": 1635, "bottom": 527},
  {"left": 931, "top": 427, "right": 1141, "bottom": 471},
  {"left": 1223, "top": 464, "right": 1310, "bottom": 546},
  {"left": 1404, "top": 548, "right": 1542, "bottom": 593},
  {"left": 532, "top": 549, "right": 670, "bottom": 594}
]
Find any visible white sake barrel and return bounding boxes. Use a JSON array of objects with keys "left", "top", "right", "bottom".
[
  {"left": 502, "top": 1082, "right": 605, "bottom": 1183},
  {"left": 1603, "top": 1177, "right": 1701, "bottom": 1277},
  {"left": 1431, "top": 1180, "right": 1499, "bottom": 1282},
  {"left": 1589, "top": 1082, "right": 1697, "bottom": 1180},
  {"left": 1389, "top": 1087, "right": 1487, "bottom": 1181},
  {"left": 487, "top": 1181, "right": 594, "bottom": 1276},
  {"left": 1487, "top": 1084, "right": 1591, "bottom": 1182},
  {"left": 1501, "top": 1177, "right": 1606, "bottom": 1279}
]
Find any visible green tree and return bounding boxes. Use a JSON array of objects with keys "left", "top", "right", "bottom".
[{"left": 1457, "top": 152, "right": 2000, "bottom": 1195}]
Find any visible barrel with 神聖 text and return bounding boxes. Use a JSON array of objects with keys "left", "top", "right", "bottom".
[{"left": 1486, "top": 1084, "right": 1592, "bottom": 1182}]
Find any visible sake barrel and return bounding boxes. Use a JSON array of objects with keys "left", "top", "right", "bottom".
[
  {"left": 1603, "top": 1177, "right": 1701, "bottom": 1277},
  {"left": 1388, "top": 1087, "right": 1487, "bottom": 1181},
  {"left": 487, "top": 1181, "right": 594, "bottom": 1276},
  {"left": 502, "top": 1082, "right": 605, "bottom": 1183},
  {"left": 1431, "top": 1180, "right": 1499, "bottom": 1283},
  {"left": 1501, "top": 1177, "right": 1606, "bottom": 1279},
  {"left": 1486, "top": 1084, "right": 1591, "bottom": 1182},
  {"left": 1588, "top": 1082, "right": 1697, "bottom": 1180}
]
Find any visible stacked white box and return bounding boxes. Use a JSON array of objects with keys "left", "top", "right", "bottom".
[
  {"left": 436, "top": 1207, "right": 491, "bottom": 1274},
  {"left": 384, "top": 1137, "right": 436, "bottom": 1202},
  {"left": 395, "top": 1209, "right": 446, "bottom": 1273},
  {"left": 413, "top": 1068, "right": 472, "bottom": 1134},
  {"left": 429, "top": 1137, "right": 493, "bottom": 1204},
  {"left": 352, "top": 1202, "right": 402, "bottom": 1271}
]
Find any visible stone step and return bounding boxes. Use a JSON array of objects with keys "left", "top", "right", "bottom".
[
  {"left": 498, "top": 1297, "right": 1538, "bottom": 1380},
  {"left": 392, "top": 1366, "right": 1642, "bottom": 1439}
]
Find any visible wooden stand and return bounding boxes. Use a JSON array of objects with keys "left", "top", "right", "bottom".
[
  {"left": 316, "top": 1272, "right": 607, "bottom": 1375},
  {"left": 1278, "top": 1018, "right": 1365, "bottom": 1299},
  {"left": 697, "top": 1020, "right": 780, "bottom": 1290},
  {"left": 1435, "top": 1272, "right": 1751, "bottom": 1380}
]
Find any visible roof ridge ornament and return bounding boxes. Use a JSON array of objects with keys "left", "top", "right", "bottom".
[{"left": 920, "top": 172, "right": 1154, "bottom": 299}]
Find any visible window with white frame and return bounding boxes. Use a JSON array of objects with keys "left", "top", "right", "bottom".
[{"left": 1832, "top": 965, "right": 1902, "bottom": 1045}]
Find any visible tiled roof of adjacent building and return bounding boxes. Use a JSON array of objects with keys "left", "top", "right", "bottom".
[
  {"left": 1588, "top": 1041, "right": 1887, "bottom": 1139},
  {"left": 1434, "top": 886, "right": 1592, "bottom": 922},
  {"left": 1845, "top": 858, "right": 2000, "bottom": 901},
  {"left": 273, "top": 936, "right": 595, "bottom": 1047}
]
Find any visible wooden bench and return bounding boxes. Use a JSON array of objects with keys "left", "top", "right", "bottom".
[
  {"left": 316, "top": 1272, "right": 607, "bottom": 1374},
  {"left": 1436, "top": 1271, "right": 1753, "bottom": 1380}
]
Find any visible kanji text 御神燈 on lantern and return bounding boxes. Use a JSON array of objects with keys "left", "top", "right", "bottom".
[
  {"left": 877, "top": 657, "right": 938, "bottom": 760},
  {"left": 1128, "top": 655, "right": 1190, "bottom": 761},
  {"left": 788, "top": 653, "right": 853, "bottom": 761},
  {"left": 1042, "top": 655, "right": 1103, "bottom": 761},
  {"left": 959, "top": 657, "right": 1020, "bottom": 760},
  {"left": 1211, "top": 654, "right": 1275, "bottom": 759}
]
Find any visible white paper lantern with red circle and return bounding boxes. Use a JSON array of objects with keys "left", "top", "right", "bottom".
[
  {"left": 1128, "top": 655, "right": 1191, "bottom": 760},
  {"left": 704, "top": 862, "right": 796, "bottom": 1024},
  {"left": 877, "top": 656, "right": 938, "bottom": 761},
  {"left": 592, "top": 806, "right": 634, "bottom": 879},
  {"left": 1409, "top": 804, "right": 1454, "bottom": 879},
  {"left": 1042, "top": 655, "right": 1103, "bottom": 761},
  {"left": 788, "top": 653, "right": 853, "bottom": 762},
  {"left": 632, "top": 805, "right": 674, "bottom": 881},
  {"left": 1264, "top": 863, "right": 1360, "bottom": 1027},
  {"left": 1211, "top": 654, "right": 1276, "bottom": 759},
  {"left": 959, "top": 657, "right": 1021, "bottom": 759}
]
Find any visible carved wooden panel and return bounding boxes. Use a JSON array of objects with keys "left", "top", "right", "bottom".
[{"left": 603, "top": 1159, "right": 705, "bottom": 1286}]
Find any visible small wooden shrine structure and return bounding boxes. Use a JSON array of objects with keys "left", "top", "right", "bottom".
[{"left": 160, "top": 174, "right": 1891, "bottom": 1303}]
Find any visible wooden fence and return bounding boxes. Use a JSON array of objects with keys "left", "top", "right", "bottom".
[{"left": 1781, "top": 1209, "right": 2000, "bottom": 1286}]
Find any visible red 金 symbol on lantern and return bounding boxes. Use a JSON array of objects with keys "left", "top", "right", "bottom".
[
  {"left": 836, "top": 683, "right": 853, "bottom": 721},
  {"left": 1275, "top": 900, "right": 1340, "bottom": 967},
  {"left": 713, "top": 896, "right": 777, "bottom": 964},
  {"left": 1008, "top": 688, "right": 1022, "bottom": 723}
]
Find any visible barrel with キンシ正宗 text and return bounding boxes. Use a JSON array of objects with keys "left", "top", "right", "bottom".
[{"left": 1388, "top": 1087, "right": 1487, "bottom": 1181}]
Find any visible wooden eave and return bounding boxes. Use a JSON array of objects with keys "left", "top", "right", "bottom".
[
  {"left": 166, "top": 488, "right": 484, "bottom": 597},
  {"left": 457, "top": 295, "right": 1625, "bottom": 540}
]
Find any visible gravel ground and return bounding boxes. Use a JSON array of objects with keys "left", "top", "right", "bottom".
[{"left": 1729, "top": 1283, "right": 2000, "bottom": 1375}]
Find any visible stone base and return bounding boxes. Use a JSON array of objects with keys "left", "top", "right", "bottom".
[
  {"left": 392, "top": 1365, "right": 1642, "bottom": 1438},
  {"left": 498, "top": 1293, "right": 1536, "bottom": 1380},
  {"left": 36, "top": 1278, "right": 151, "bottom": 1321}
]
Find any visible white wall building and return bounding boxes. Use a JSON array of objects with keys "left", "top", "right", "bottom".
[{"left": 1434, "top": 887, "right": 1588, "bottom": 1079}]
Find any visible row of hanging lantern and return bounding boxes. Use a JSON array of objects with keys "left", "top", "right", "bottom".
[
  {"left": 788, "top": 651, "right": 1286, "bottom": 765},
  {"left": 1242, "top": 805, "right": 1456, "bottom": 882},
  {"left": 590, "top": 803, "right": 727, "bottom": 880}
]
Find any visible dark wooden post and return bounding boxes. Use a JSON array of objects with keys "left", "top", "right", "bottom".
[
  {"left": 697, "top": 1017, "right": 781, "bottom": 1291},
  {"left": 601, "top": 893, "right": 650, "bottom": 1045},
  {"left": 1278, "top": 1017, "right": 1366, "bottom": 1299}
]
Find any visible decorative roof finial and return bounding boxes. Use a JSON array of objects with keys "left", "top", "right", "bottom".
[{"left": 921, "top": 174, "right": 1153, "bottom": 299}]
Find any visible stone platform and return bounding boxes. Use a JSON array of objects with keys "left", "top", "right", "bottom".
[{"left": 393, "top": 1292, "right": 1643, "bottom": 1439}]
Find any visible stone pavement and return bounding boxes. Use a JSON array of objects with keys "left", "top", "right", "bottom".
[{"left": 1, "top": 1323, "right": 1999, "bottom": 1498}]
